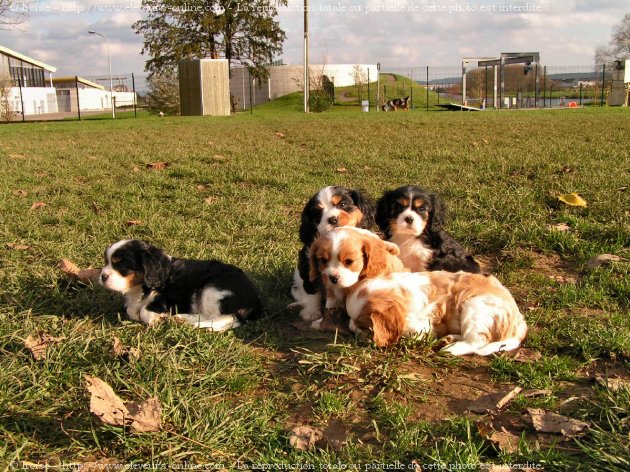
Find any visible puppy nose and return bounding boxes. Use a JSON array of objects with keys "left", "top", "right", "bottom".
[
  {"left": 328, "top": 216, "right": 338, "bottom": 225},
  {"left": 404, "top": 216, "right": 414, "bottom": 225},
  {"left": 101, "top": 273, "right": 109, "bottom": 282},
  {"left": 329, "top": 274, "right": 339, "bottom": 284}
]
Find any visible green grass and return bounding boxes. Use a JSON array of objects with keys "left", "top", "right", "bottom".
[{"left": 0, "top": 103, "right": 629, "bottom": 470}]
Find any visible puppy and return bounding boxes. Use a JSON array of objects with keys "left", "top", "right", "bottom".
[
  {"left": 100, "top": 240, "right": 262, "bottom": 331},
  {"left": 381, "top": 96, "right": 410, "bottom": 112},
  {"left": 308, "top": 227, "right": 406, "bottom": 329},
  {"left": 290, "top": 186, "right": 375, "bottom": 322},
  {"left": 376, "top": 185, "right": 480, "bottom": 273},
  {"left": 345, "top": 270, "right": 527, "bottom": 355}
]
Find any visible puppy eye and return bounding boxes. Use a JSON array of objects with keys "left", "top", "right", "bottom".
[
  {"left": 319, "top": 258, "right": 329, "bottom": 265},
  {"left": 418, "top": 206, "right": 428, "bottom": 212},
  {"left": 111, "top": 256, "right": 121, "bottom": 264},
  {"left": 339, "top": 202, "right": 347, "bottom": 208},
  {"left": 344, "top": 259, "right": 353, "bottom": 266}
]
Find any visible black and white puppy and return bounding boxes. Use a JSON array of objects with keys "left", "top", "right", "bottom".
[
  {"left": 290, "top": 186, "right": 375, "bottom": 321},
  {"left": 100, "top": 240, "right": 262, "bottom": 331},
  {"left": 376, "top": 186, "right": 480, "bottom": 273}
]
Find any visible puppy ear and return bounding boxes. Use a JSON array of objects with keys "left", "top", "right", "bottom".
[
  {"left": 370, "top": 303, "right": 405, "bottom": 347},
  {"left": 299, "top": 194, "right": 321, "bottom": 245},
  {"left": 141, "top": 243, "right": 171, "bottom": 290},
  {"left": 428, "top": 193, "right": 446, "bottom": 234},
  {"left": 361, "top": 237, "right": 388, "bottom": 278},
  {"left": 375, "top": 190, "right": 395, "bottom": 238},
  {"left": 350, "top": 189, "right": 375, "bottom": 229},
  {"left": 308, "top": 237, "right": 322, "bottom": 282},
  {"left": 383, "top": 240, "right": 400, "bottom": 256}
]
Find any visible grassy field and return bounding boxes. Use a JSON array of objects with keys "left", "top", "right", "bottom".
[{"left": 0, "top": 103, "right": 629, "bottom": 471}]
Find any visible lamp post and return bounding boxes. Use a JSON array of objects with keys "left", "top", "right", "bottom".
[{"left": 88, "top": 30, "right": 115, "bottom": 118}]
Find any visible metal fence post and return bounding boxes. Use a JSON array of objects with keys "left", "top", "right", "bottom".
[
  {"left": 17, "top": 77, "right": 25, "bottom": 122},
  {"left": 131, "top": 73, "right": 137, "bottom": 118},
  {"left": 542, "top": 66, "right": 546, "bottom": 108},
  {"left": 426, "top": 66, "right": 429, "bottom": 111},
  {"left": 249, "top": 69, "right": 253, "bottom": 114},
  {"left": 367, "top": 68, "right": 370, "bottom": 109}
]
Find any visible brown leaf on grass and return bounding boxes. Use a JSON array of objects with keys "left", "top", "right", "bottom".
[
  {"left": 30, "top": 201, "right": 47, "bottom": 210},
  {"left": 336, "top": 167, "right": 348, "bottom": 174},
  {"left": 547, "top": 223, "right": 571, "bottom": 232},
  {"left": 9, "top": 153, "right": 26, "bottom": 159},
  {"left": 476, "top": 420, "right": 520, "bottom": 453},
  {"left": 25, "top": 331, "right": 65, "bottom": 360},
  {"left": 275, "top": 131, "right": 285, "bottom": 138},
  {"left": 527, "top": 408, "right": 588, "bottom": 436},
  {"left": 132, "top": 166, "right": 141, "bottom": 173},
  {"left": 204, "top": 196, "right": 216, "bottom": 205},
  {"left": 468, "top": 387, "right": 522, "bottom": 414},
  {"left": 595, "top": 375, "right": 630, "bottom": 392},
  {"left": 212, "top": 154, "right": 226, "bottom": 162},
  {"left": 85, "top": 375, "right": 162, "bottom": 433},
  {"left": 58, "top": 259, "right": 102, "bottom": 284},
  {"left": 522, "top": 389, "right": 552, "bottom": 398},
  {"left": 146, "top": 162, "right": 169, "bottom": 170},
  {"left": 322, "top": 418, "right": 347, "bottom": 451},
  {"left": 13, "top": 189, "right": 28, "bottom": 197},
  {"left": 507, "top": 348, "right": 543, "bottom": 363},
  {"left": 126, "top": 220, "right": 142, "bottom": 226},
  {"left": 586, "top": 254, "right": 623, "bottom": 269},
  {"left": 6, "top": 243, "right": 30, "bottom": 250},
  {"left": 196, "top": 185, "right": 206, "bottom": 192},
  {"left": 112, "top": 337, "right": 140, "bottom": 361},
  {"left": 288, "top": 425, "right": 323, "bottom": 450}
]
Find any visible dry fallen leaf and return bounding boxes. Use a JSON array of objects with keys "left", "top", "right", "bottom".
[
  {"left": 468, "top": 387, "right": 522, "bottom": 414},
  {"left": 288, "top": 425, "right": 323, "bottom": 450},
  {"left": 30, "top": 201, "right": 47, "bottom": 210},
  {"left": 85, "top": 375, "right": 161, "bottom": 433},
  {"left": 477, "top": 420, "right": 520, "bottom": 453},
  {"left": 6, "top": 243, "right": 30, "bottom": 250},
  {"left": 25, "top": 331, "right": 65, "bottom": 360},
  {"left": 509, "top": 348, "right": 543, "bottom": 363},
  {"left": 113, "top": 337, "right": 140, "bottom": 361},
  {"left": 586, "top": 254, "right": 623, "bottom": 269},
  {"left": 204, "top": 196, "right": 216, "bottom": 205},
  {"left": 275, "top": 131, "right": 285, "bottom": 138},
  {"left": 146, "top": 162, "right": 169, "bottom": 170},
  {"left": 336, "top": 167, "right": 348, "bottom": 174},
  {"left": 58, "top": 259, "right": 102, "bottom": 284},
  {"left": 212, "top": 154, "right": 226, "bottom": 161},
  {"left": 557, "top": 192, "right": 587, "bottom": 207},
  {"left": 595, "top": 375, "right": 630, "bottom": 392},
  {"left": 13, "top": 189, "right": 28, "bottom": 197},
  {"left": 528, "top": 408, "right": 588, "bottom": 437},
  {"left": 522, "top": 389, "right": 552, "bottom": 398},
  {"left": 126, "top": 220, "right": 142, "bottom": 226},
  {"left": 322, "top": 418, "right": 347, "bottom": 451},
  {"left": 548, "top": 223, "right": 571, "bottom": 232}
]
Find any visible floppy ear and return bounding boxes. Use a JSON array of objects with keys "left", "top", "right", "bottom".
[
  {"left": 140, "top": 243, "right": 171, "bottom": 290},
  {"left": 382, "top": 240, "right": 400, "bottom": 256},
  {"left": 428, "top": 193, "right": 446, "bottom": 234},
  {"left": 350, "top": 189, "right": 375, "bottom": 229},
  {"left": 308, "top": 238, "right": 322, "bottom": 282},
  {"left": 375, "top": 190, "right": 396, "bottom": 238},
  {"left": 370, "top": 302, "right": 405, "bottom": 347},
  {"left": 299, "top": 194, "right": 321, "bottom": 245},
  {"left": 361, "top": 237, "right": 388, "bottom": 278}
]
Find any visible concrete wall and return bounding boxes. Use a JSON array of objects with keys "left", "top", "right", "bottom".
[
  {"left": 230, "top": 64, "right": 377, "bottom": 110},
  {"left": 8, "top": 86, "right": 58, "bottom": 114}
]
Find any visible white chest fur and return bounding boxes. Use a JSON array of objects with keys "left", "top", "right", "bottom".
[
  {"left": 391, "top": 233, "right": 434, "bottom": 272},
  {"left": 124, "top": 286, "right": 147, "bottom": 321}
]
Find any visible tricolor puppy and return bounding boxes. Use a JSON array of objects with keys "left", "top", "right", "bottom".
[
  {"left": 381, "top": 96, "right": 410, "bottom": 112},
  {"left": 376, "top": 185, "right": 480, "bottom": 273},
  {"left": 345, "top": 270, "right": 527, "bottom": 355},
  {"left": 100, "top": 240, "right": 262, "bottom": 331},
  {"left": 308, "top": 227, "right": 406, "bottom": 327},
  {"left": 290, "top": 186, "right": 375, "bottom": 321}
]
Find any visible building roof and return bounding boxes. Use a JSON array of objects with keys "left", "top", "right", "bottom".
[
  {"left": 0, "top": 45, "right": 57, "bottom": 72},
  {"left": 53, "top": 76, "right": 105, "bottom": 90}
]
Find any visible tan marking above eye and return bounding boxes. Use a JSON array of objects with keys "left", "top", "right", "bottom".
[
  {"left": 413, "top": 198, "right": 426, "bottom": 209},
  {"left": 397, "top": 197, "right": 410, "bottom": 207},
  {"left": 111, "top": 256, "right": 122, "bottom": 264},
  {"left": 331, "top": 195, "right": 342, "bottom": 206}
]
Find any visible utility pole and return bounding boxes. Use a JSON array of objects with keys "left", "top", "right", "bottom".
[{"left": 304, "top": 0, "right": 309, "bottom": 113}]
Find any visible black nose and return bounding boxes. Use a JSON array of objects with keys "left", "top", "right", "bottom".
[
  {"left": 329, "top": 274, "right": 339, "bottom": 284},
  {"left": 328, "top": 216, "right": 338, "bottom": 225},
  {"left": 404, "top": 216, "right": 414, "bottom": 225},
  {"left": 101, "top": 273, "right": 109, "bottom": 282}
]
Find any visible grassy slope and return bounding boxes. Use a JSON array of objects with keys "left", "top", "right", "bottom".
[{"left": 0, "top": 105, "right": 629, "bottom": 470}]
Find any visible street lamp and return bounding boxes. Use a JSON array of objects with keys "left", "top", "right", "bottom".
[{"left": 88, "top": 30, "right": 115, "bottom": 118}]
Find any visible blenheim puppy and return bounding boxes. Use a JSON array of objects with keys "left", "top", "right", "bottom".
[
  {"left": 376, "top": 185, "right": 480, "bottom": 273},
  {"left": 346, "top": 270, "right": 527, "bottom": 355},
  {"left": 308, "top": 227, "right": 406, "bottom": 327},
  {"left": 290, "top": 186, "right": 375, "bottom": 321},
  {"left": 100, "top": 240, "right": 262, "bottom": 331}
]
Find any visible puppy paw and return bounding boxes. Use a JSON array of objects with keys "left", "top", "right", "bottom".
[{"left": 310, "top": 318, "right": 323, "bottom": 330}]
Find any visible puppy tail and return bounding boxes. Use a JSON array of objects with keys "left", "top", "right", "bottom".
[{"left": 474, "top": 336, "right": 523, "bottom": 356}]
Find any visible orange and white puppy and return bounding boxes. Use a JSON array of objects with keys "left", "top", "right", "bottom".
[
  {"left": 308, "top": 227, "right": 406, "bottom": 329},
  {"left": 346, "top": 270, "right": 527, "bottom": 355}
]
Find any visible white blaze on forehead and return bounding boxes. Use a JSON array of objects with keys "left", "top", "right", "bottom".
[
  {"left": 317, "top": 186, "right": 343, "bottom": 235},
  {"left": 105, "top": 239, "right": 132, "bottom": 264},
  {"left": 322, "top": 229, "right": 361, "bottom": 288},
  {"left": 395, "top": 200, "right": 427, "bottom": 236}
]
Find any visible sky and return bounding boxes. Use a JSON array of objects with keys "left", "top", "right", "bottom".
[{"left": 0, "top": 0, "right": 627, "bottom": 81}]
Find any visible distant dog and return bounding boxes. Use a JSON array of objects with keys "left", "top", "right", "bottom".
[
  {"left": 381, "top": 96, "right": 410, "bottom": 112},
  {"left": 100, "top": 240, "right": 262, "bottom": 331},
  {"left": 376, "top": 185, "right": 480, "bottom": 273},
  {"left": 290, "top": 186, "right": 375, "bottom": 322}
]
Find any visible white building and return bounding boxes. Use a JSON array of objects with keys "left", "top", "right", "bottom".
[
  {"left": 0, "top": 45, "right": 59, "bottom": 115},
  {"left": 53, "top": 76, "right": 113, "bottom": 112}
]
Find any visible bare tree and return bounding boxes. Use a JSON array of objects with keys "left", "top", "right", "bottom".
[
  {"left": 595, "top": 13, "right": 630, "bottom": 66},
  {"left": 0, "top": 0, "right": 30, "bottom": 29},
  {"left": 0, "top": 73, "right": 15, "bottom": 122},
  {"left": 146, "top": 70, "right": 180, "bottom": 115},
  {"left": 350, "top": 65, "right": 368, "bottom": 101}
]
